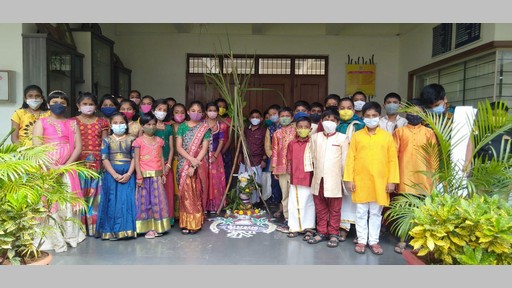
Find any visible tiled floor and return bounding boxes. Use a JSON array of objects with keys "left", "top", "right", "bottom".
[{"left": 49, "top": 216, "right": 407, "bottom": 265}]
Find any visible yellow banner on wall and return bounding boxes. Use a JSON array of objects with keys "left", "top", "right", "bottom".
[{"left": 345, "top": 64, "right": 375, "bottom": 98}]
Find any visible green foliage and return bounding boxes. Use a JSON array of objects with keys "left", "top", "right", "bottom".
[
  {"left": 409, "top": 192, "right": 512, "bottom": 265},
  {"left": 0, "top": 129, "right": 98, "bottom": 265},
  {"left": 386, "top": 100, "right": 512, "bottom": 265}
]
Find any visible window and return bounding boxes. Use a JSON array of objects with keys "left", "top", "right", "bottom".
[{"left": 414, "top": 49, "right": 512, "bottom": 108}]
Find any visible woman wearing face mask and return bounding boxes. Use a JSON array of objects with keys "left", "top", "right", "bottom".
[
  {"left": 204, "top": 102, "right": 227, "bottom": 214},
  {"left": 32, "top": 90, "right": 85, "bottom": 252},
  {"left": 73, "top": 92, "right": 110, "bottom": 237},
  {"left": 152, "top": 99, "right": 176, "bottom": 225},
  {"left": 11, "top": 84, "right": 51, "bottom": 146},
  {"left": 95, "top": 112, "right": 137, "bottom": 240}
]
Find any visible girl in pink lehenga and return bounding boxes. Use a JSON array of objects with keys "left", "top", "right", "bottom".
[{"left": 32, "top": 90, "right": 85, "bottom": 253}]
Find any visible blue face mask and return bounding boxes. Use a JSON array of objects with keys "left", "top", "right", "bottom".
[
  {"left": 264, "top": 119, "right": 274, "bottom": 127},
  {"left": 293, "top": 111, "right": 309, "bottom": 121},
  {"left": 270, "top": 114, "right": 279, "bottom": 123},
  {"left": 49, "top": 103, "right": 67, "bottom": 115},
  {"left": 111, "top": 124, "right": 127, "bottom": 135},
  {"left": 429, "top": 103, "right": 445, "bottom": 115},
  {"left": 101, "top": 107, "right": 117, "bottom": 117},
  {"left": 309, "top": 113, "right": 321, "bottom": 123}
]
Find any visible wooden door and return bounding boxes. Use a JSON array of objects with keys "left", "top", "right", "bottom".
[
  {"left": 186, "top": 75, "right": 220, "bottom": 107},
  {"left": 256, "top": 75, "right": 293, "bottom": 112},
  {"left": 293, "top": 76, "right": 327, "bottom": 105}
]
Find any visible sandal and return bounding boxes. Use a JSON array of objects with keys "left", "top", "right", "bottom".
[
  {"left": 327, "top": 235, "right": 339, "bottom": 248},
  {"left": 144, "top": 231, "right": 156, "bottom": 239},
  {"left": 369, "top": 243, "right": 384, "bottom": 255},
  {"left": 394, "top": 242, "right": 407, "bottom": 254},
  {"left": 189, "top": 229, "right": 199, "bottom": 235},
  {"left": 307, "top": 233, "right": 327, "bottom": 244},
  {"left": 181, "top": 229, "right": 190, "bottom": 235},
  {"left": 287, "top": 232, "right": 300, "bottom": 238},
  {"left": 302, "top": 230, "right": 314, "bottom": 242},
  {"left": 354, "top": 243, "right": 366, "bottom": 254},
  {"left": 339, "top": 229, "right": 348, "bottom": 242}
]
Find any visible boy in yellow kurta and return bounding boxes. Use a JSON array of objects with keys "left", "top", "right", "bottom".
[{"left": 343, "top": 102, "right": 399, "bottom": 255}]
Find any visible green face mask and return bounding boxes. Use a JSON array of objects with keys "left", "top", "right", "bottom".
[
  {"left": 143, "top": 126, "right": 157, "bottom": 136},
  {"left": 279, "top": 117, "right": 292, "bottom": 126},
  {"left": 297, "top": 128, "right": 310, "bottom": 138}
]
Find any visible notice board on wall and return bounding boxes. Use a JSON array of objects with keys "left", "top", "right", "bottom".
[
  {"left": 345, "top": 64, "right": 375, "bottom": 98},
  {"left": 432, "top": 23, "right": 452, "bottom": 57},
  {"left": 455, "top": 23, "right": 481, "bottom": 49}
]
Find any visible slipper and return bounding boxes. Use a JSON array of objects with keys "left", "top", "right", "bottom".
[
  {"left": 327, "top": 235, "right": 339, "bottom": 248},
  {"left": 302, "top": 230, "right": 314, "bottom": 242},
  {"left": 369, "top": 243, "right": 384, "bottom": 255},
  {"left": 145, "top": 231, "right": 156, "bottom": 239},
  {"left": 181, "top": 229, "right": 190, "bottom": 235},
  {"left": 354, "top": 243, "right": 366, "bottom": 254},
  {"left": 307, "top": 233, "right": 327, "bottom": 244},
  {"left": 287, "top": 231, "right": 300, "bottom": 238},
  {"left": 394, "top": 242, "right": 407, "bottom": 254},
  {"left": 189, "top": 229, "right": 199, "bottom": 235},
  {"left": 276, "top": 225, "right": 289, "bottom": 233},
  {"left": 339, "top": 229, "right": 348, "bottom": 242}
]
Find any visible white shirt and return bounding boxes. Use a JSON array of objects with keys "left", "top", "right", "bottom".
[{"left": 379, "top": 114, "right": 408, "bottom": 133}]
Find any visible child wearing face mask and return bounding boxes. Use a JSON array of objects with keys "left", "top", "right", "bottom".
[
  {"left": 351, "top": 91, "right": 367, "bottom": 118},
  {"left": 308, "top": 107, "right": 347, "bottom": 248},
  {"left": 73, "top": 92, "right": 110, "bottom": 236},
  {"left": 238, "top": 109, "right": 266, "bottom": 206},
  {"left": 379, "top": 92, "right": 408, "bottom": 133},
  {"left": 132, "top": 112, "right": 172, "bottom": 239},
  {"left": 170, "top": 103, "right": 187, "bottom": 219},
  {"left": 335, "top": 97, "right": 365, "bottom": 242},
  {"left": 152, "top": 99, "right": 176, "bottom": 225},
  {"left": 32, "top": 90, "right": 85, "bottom": 252},
  {"left": 95, "top": 112, "right": 137, "bottom": 240},
  {"left": 205, "top": 102, "right": 227, "bottom": 214},
  {"left": 119, "top": 99, "right": 141, "bottom": 137},
  {"left": 285, "top": 116, "right": 316, "bottom": 239},
  {"left": 271, "top": 107, "right": 296, "bottom": 229},
  {"left": 390, "top": 98, "right": 437, "bottom": 254},
  {"left": 176, "top": 101, "right": 211, "bottom": 234},
  {"left": 343, "top": 101, "right": 399, "bottom": 256},
  {"left": 99, "top": 94, "right": 119, "bottom": 120},
  {"left": 263, "top": 104, "right": 283, "bottom": 215},
  {"left": 11, "top": 84, "right": 51, "bottom": 146},
  {"left": 139, "top": 95, "right": 155, "bottom": 117}
]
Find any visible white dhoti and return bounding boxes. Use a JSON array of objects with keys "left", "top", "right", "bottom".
[
  {"left": 340, "top": 191, "right": 357, "bottom": 231},
  {"left": 288, "top": 184, "right": 315, "bottom": 232}
]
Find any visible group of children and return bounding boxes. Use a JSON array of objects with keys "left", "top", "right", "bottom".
[{"left": 11, "top": 83, "right": 446, "bottom": 255}]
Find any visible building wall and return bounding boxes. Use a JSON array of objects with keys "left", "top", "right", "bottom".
[{"left": 104, "top": 23, "right": 400, "bottom": 105}]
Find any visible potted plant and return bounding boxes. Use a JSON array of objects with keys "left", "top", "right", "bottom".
[
  {"left": 0, "top": 129, "right": 97, "bottom": 265},
  {"left": 385, "top": 100, "right": 512, "bottom": 265}
]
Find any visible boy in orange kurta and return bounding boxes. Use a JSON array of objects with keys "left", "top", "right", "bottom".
[
  {"left": 391, "top": 98, "right": 437, "bottom": 253},
  {"left": 343, "top": 102, "right": 399, "bottom": 255}
]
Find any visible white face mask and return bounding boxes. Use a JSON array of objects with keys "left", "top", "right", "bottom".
[
  {"left": 26, "top": 99, "right": 43, "bottom": 110},
  {"left": 322, "top": 120, "right": 337, "bottom": 134},
  {"left": 363, "top": 117, "right": 380, "bottom": 128},
  {"left": 250, "top": 118, "right": 261, "bottom": 126},
  {"left": 207, "top": 111, "right": 218, "bottom": 119},
  {"left": 354, "top": 100, "right": 366, "bottom": 111},
  {"left": 154, "top": 111, "right": 167, "bottom": 121},
  {"left": 80, "top": 106, "right": 96, "bottom": 115}
]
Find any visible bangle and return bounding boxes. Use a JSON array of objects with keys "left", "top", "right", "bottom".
[{"left": 166, "top": 163, "right": 172, "bottom": 168}]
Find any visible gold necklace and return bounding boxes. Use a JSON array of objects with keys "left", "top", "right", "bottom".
[
  {"left": 78, "top": 115, "right": 97, "bottom": 124},
  {"left": 112, "top": 134, "right": 126, "bottom": 141}
]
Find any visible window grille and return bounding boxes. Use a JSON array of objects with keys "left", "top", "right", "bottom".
[
  {"left": 295, "top": 58, "right": 326, "bottom": 75},
  {"left": 188, "top": 57, "right": 220, "bottom": 73},
  {"left": 258, "top": 58, "right": 291, "bottom": 75}
]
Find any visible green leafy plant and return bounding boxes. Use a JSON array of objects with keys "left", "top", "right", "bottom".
[
  {"left": 0, "top": 129, "right": 98, "bottom": 265},
  {"left": 385, "top": 99, "right": 512, "bottom": 264}
]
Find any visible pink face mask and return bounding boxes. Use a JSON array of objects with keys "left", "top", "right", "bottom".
[
  {"left": 188, "top": 111, "right": 203, "bottom": 122},
  {"left": 140, "top": 104, "right": 152, "bottom": 113},
  {"left": 207, "top": 111, "right": 218, "bottom": 119},
  {"left": 122, "top": 111, "right": 135, "bottom": 121},
  {"left": 174, "top": 114, "right": 186, "bottom": 123}
]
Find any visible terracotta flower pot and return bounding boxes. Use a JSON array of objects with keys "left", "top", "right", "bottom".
[{"left": 402, "top": 250, "right": 426, "bottom": 265}]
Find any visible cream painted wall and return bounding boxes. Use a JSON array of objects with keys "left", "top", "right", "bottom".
[
  {"left": 104, "top": 23, "right": 401, "bottom": 106},
  {"left": 0, "top": 24, "right": 24, "bottom": 140}
]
